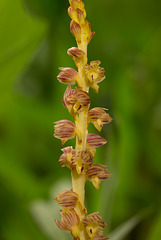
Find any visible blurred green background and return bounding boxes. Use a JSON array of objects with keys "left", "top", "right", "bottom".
[{"left": 0, "top": 0, "right": 161, "bottom": 239}]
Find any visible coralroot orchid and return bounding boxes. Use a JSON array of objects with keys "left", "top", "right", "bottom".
[{"left": 54, "top": 1, "right": 112, "bottom": 239}]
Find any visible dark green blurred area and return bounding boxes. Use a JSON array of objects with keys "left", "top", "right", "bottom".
[{"left": 0, "top": 0, "right": 161, "bottom": 239}]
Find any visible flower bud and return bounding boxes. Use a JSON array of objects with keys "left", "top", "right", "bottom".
[
  {"left": 68, "top": 47, "right": 87, "bottom": 66},
  {"left": 69, "top": 0, "right": 85, "bottom": 13},
  {"left": 68, "top": 6, "right": 78, "bottom": 22},
  {"left": 54, "top": 190, "right": 79, "bottom": 208},
  {"left": 54, "top": 120, "right": 76, "bottom": 145},
  {"left": 63, "top": 85, "right": 90, "bottom": 117},
  {"left": 70, "top": 20, "right": 81, "bottom": 43},
  {"left": 57, "top": 67, "right": 78, "bottom": 85},
  {"left": 77, "top": 8, "right": 86, "bottom": 24},
  {"left": 69, "top": 0, "right": 80, "bottom": 9},
  {"left": 68, "top": 4, "right": 86, "bottom": 25}
]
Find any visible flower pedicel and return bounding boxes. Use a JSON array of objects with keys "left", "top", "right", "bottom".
[{"left": 54, "top": 0, "right": 112, "bottom": 239}]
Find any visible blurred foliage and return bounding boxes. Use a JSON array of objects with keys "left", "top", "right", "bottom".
[{"left": 0, "top": 0, "right": 161, "bottom": 240}]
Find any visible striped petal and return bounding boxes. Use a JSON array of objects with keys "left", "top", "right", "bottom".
[
  {"left": 88, "top": 107, "right": 112, "bottom": 131},
  {"left": 86, "top": 134, "right": 107, "bottom": 148},
  {"left": 86, "top": 164, "right": 112, "bottom": 189},
  {"left": 55, "top": 209, "right": 80, "bottom": 238},
  {"left": 57, "top": 67, "right": 78, "bottom": 85},
  {"left": 54, "top": 120, "right": 76, "bottom": 145},
  {"left": 68, "top": 47, "right": 87, "bottom": 66},
  {"left": 59, "top": 146, "right": 75, "bottom": 168},
  {"left": 83, "top": 212, "right": 107, "bottom": 239}
]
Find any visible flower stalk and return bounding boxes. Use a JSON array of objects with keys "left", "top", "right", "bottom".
[{"left": 54, "top": 1, "right": 112, "bottom": 239}]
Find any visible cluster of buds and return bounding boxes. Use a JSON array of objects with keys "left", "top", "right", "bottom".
[{"left": 54, "top": 0, "right": 112, "bottom": 239}]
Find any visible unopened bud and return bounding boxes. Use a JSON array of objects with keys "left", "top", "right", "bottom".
[
  {"left": 68, "top": 47, "right": 87, "bottom": 65},
  {"left": 57, "top": 67, "right": 78, "bottom": 85},
  {"left": 54, "top": 120, "right": 76, "bottom": 145},
  {"left": 70, "top": 20, "right": 81, "bottom": 43}
]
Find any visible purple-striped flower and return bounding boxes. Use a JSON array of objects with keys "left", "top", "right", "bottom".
[
  {"left": 54, "top": 120, "right": 76, "bottom": 145},
  {"left": 54, "top": 190, "right": 79, "bottom": 208},
  {"left": 71, "top": 150, "right": 93, "bottom": 174},
  {"left": 83, "top": 212, "right": 107, "bottom": 239},
  {"left": 63, "top": 85, "right": 90, "bottom": 117},
  {"left": 68, "top": 47, "right": 87, "bottom": 66},
  {"left": 88, "top": 107, "right": 112, "bottom": 131},
  {"left": 59, "top": 146, "right": 75, "bottom": 169},
  {"left": 57, "top": 67, "right": 79, "bottom": 85},
  {"left": 86, "top": 164, "right": 112, "bottom": 189},
  {"left": 86, "top": 133, "right": 107, "bottom": 157},
  {"left": 87, "top": 134, "right": 107, "bottom": 148},
  {"left": 54, "top": 189, "right": 86, "bottom": 214},
  {"left": 55, "top": 209, "right": 80, "bottom": 238}
]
